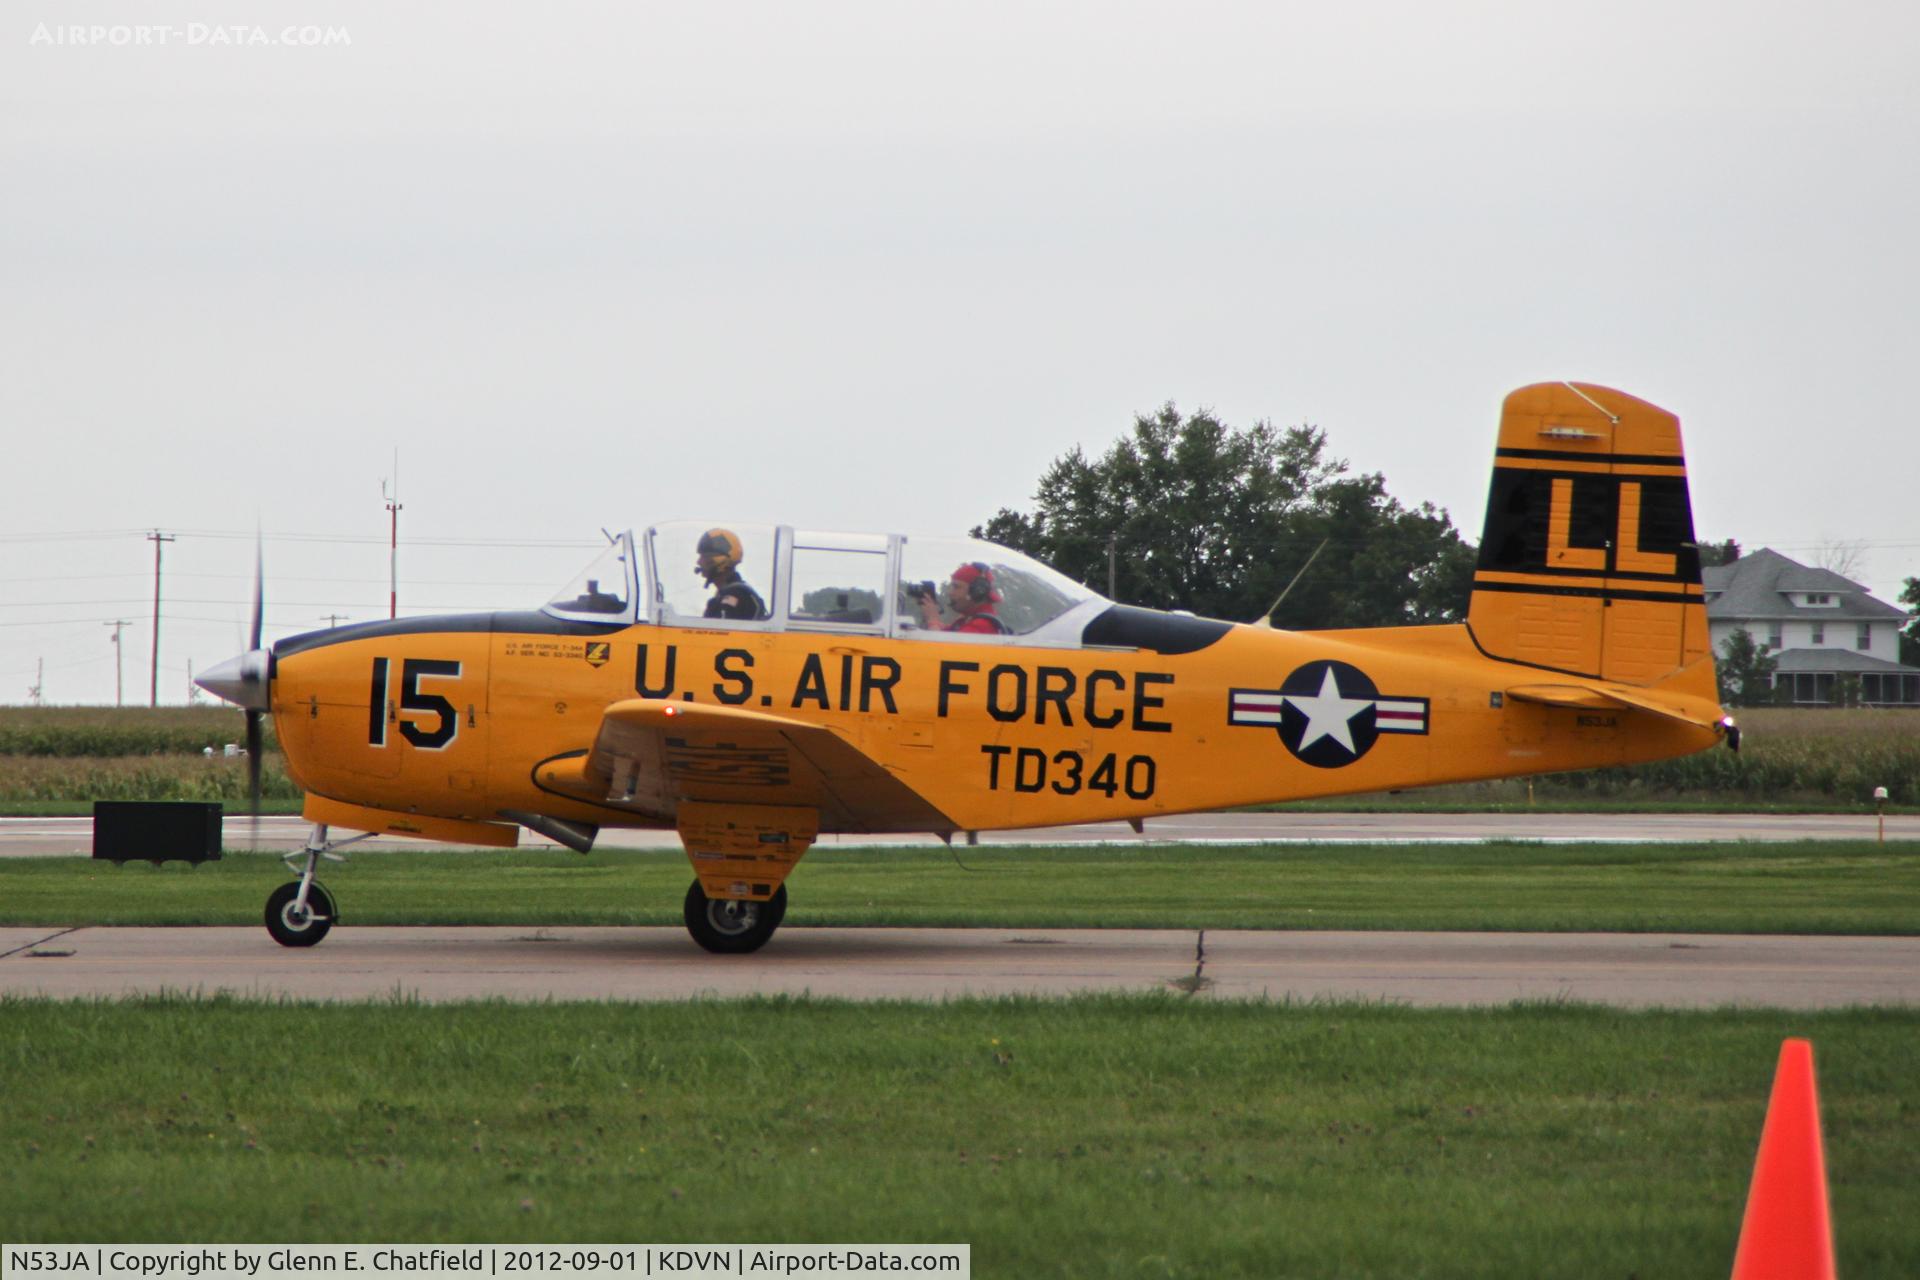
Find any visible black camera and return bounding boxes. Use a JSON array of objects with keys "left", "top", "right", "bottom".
[{"left": 905, "top": 579, "right": 938, "bottom": 602}]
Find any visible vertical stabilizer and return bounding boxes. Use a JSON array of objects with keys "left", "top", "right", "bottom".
[{"left": 1468, "top": 382, "right": 1710, "bottom": 686}]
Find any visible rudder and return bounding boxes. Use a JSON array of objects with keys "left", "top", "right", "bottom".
[{"left": 1468, "top": 382, "right": 1710, "bottom": 686}]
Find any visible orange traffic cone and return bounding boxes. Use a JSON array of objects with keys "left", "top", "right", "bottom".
[{"left": 1731, "top": 1038, "right": 1836, "bottom": 1280}]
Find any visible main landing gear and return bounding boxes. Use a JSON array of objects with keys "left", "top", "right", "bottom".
[
  {"left": 265, "top": 822, "right": 373, "bottom": 948},
  {"left": 683, "top": 881, "right": 787, "bottom": 954}
]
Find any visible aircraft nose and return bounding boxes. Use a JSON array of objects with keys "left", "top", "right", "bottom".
[{"left": 197, "top": 650, "right": 271, "bottom": 711}]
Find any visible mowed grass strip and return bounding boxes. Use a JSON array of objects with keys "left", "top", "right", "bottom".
[
  {"left": 1, "top": 998, "right": 1915, "bottom": 1278},
  {"left": 5, "top": 841, "right": 1918, "bottom": 934}
]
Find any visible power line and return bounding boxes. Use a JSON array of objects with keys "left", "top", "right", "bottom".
[{"left": 146, "top": 530, "right": 175, "bottom": 708}]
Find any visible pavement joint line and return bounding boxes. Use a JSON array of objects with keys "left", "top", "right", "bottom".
[{"left": 0, "top": 926, "right": 83, "bottom": 961}]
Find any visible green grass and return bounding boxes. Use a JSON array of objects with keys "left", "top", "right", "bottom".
[
  {"left": 7, "top": 841, "right": 1919, "bottom": 934},
  {"left": 1, "top": 997, "right": 1915, "bottom": 1277}
]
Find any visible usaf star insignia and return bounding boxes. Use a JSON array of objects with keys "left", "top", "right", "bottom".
[{"left": 1228, "top": 659, "right": 1428, "bottom": 768}]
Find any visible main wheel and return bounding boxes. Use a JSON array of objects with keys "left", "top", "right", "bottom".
[
  {"left": 682, "top": 881, "right": 786, "bottom": 954},
  {"left": 265, "top": 880, "right": 336, "bottom": 948}
]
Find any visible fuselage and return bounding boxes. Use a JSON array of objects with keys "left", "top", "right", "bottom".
[{"left": 267, "top": 605, "right": 1720, "bottom": 836}]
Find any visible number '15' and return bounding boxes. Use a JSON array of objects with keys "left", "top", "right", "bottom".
[{"left": 368, "top": 657, "right": 462, "bottom": 749}]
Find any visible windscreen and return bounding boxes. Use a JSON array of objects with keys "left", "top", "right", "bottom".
[{"left": 542, "top": 537, "right": 633, "bottom": 619}]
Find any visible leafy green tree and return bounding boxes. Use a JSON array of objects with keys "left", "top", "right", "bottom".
[
  {"left": 1901, "top": 576, "right": 1920, "bottom": 667},
  {"left": 975, "top": 404, "right": 1477, "bottom": 626},
  {"left": 1716, "top": 626, "right": 1778, "bottom": 707},
  {"left": 1697, "top": 539, "right": 1741, "bottom": 568}
]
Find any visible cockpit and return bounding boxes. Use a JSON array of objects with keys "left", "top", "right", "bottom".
[{"left": 542, "top": 522, "right": 1112, "bottom": 645}]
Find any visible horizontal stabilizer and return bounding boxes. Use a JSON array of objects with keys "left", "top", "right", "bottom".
[
  {"left": 1503, "top": 683, "right": 1625, "bottom": 711},
  {"left": 1505, "top": 681, "right": 1725, "bottom": 731}
]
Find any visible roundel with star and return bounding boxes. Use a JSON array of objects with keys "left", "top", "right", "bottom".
[{"left": 1227, "top": 660, "right": 1429, "bottom": 768}]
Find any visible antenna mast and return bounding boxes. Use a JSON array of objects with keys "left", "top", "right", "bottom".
[{"left": 382, "top": 451, "right": 402, "bottom": 620}]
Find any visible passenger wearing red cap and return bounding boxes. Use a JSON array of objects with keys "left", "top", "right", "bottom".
[{"left": 918, "top": 562, "right": 1007, "bottom": 634}]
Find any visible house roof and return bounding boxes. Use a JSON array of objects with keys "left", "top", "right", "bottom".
[
  {"left": 1703, "top": 547, "right": 1907, "bottom": 622},
  {"left": 1770, "top": 648, "right": 1920, "bottom": 674}
]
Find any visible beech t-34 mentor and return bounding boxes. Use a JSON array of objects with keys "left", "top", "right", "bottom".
[{"left": 198, "top": 382, "right": 1734, "bottom": 954}]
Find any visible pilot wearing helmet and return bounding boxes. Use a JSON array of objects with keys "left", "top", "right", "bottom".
[
  {"left": 696, "top": 528, "right": 767, "bottom": 621},
  {"left": 916, "top": 561, "right": 1007, "bottom": 634}
]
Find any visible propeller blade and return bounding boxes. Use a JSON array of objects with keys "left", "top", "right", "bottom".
[
  {"left": 250, "top": 529, "right": 264, "bottom": 652},
  {"left": 246, "top": 707, "right": 263, "bottom": 844},
  {"left": 247, "top": 528, "right": 263, "bottom": 849}
]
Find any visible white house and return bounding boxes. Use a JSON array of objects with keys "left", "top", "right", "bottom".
[{"left": 1703, "top": 548, "right": 1918, "bottom": 706}]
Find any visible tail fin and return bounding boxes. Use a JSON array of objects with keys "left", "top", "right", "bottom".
[{"left": 1468, "top": 382, "right": 1711, "bottom": 687}]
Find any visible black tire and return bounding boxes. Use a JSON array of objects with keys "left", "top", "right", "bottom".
[
  {"left": 682, "top": 880, "right": 786, "bottom": 954},
  {"left": 265, "top": 880, "right": 336, "bottom": 948}
]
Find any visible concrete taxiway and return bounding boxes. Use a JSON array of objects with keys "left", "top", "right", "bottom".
[
  {"left": 1, "top": 809, "right": 1913, "bottom": 858},
  {"left": 3, "top": 925, "right": 1914, "bottom": 1008}
]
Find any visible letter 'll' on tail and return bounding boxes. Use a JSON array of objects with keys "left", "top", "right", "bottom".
[{"left": 1468, "top": 382, "right": 1714, "bottom": 692}]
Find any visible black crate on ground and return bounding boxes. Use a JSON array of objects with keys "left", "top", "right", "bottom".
[{"left": 92, "top": 801, "right": 223, "bottom": 864}]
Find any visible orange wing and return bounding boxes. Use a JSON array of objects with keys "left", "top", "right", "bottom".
[{"left": 532, "top": 699, "right": 956, "bottom": 834}]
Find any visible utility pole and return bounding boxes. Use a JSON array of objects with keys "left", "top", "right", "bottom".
[
  {"left": 105, "top": 620, "right": 130, "bottom": 707},
  {"left": 146, "top": 529, "right": 175, "bottom": 707},
  {"left": 29, "top": 658, "right": 43, "bottom": 706},
  {"left": 321, "top": 613, "right": 348, "bottom": 628},
  {"left": 382, "top": 453, "right": 401, "bottom": 620}
]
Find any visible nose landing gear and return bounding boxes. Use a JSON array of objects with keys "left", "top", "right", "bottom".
[{"left": 265, "top": 822, "right": 373, "bottom": 949}]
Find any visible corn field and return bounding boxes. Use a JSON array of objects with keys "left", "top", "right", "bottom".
[
  {"left": 0, "top": 754, "right": 301, "bottom": 803},
  {"left": 0, "top": 705, "right": 277, "bottom": 757},
  {"left": 1539, "top": 707, "right": 1920, "bottom": 804}
]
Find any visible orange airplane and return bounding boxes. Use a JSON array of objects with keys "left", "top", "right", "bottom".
[{"left": 198, "top": 382, "right": 1733, "bottom": 953}]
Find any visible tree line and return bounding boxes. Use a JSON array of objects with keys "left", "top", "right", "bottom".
[{"left": 974, "top": 403, "right": 1477, "bottom": 630}]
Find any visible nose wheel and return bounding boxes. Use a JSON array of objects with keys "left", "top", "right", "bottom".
[
  {"left": 683, "top": 881, "right": 787, "bottom": 954},
  {"left": 263, "top": 822, "right": 372, "bottom": 949},
  {"left": 265, "top": 880, "right": 336, "bottom": 947}
]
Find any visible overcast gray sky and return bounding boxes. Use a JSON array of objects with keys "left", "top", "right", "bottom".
[{"left": 4, "top": 1, "right": 1917, "bottom": 705}]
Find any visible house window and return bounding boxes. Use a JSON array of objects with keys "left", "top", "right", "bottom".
[
  {"left": 1804, "top": 592, "right": 1834, "bottom": 606},
  {"left": 1857, "top": 623, "right": 1871, "bottom": 650},
  {"left": 1810, "top": 622, "right": 1824, "bottom": 645},
  {"left": 1765, "top": 623, "right": 1782, "bottom": 650}
]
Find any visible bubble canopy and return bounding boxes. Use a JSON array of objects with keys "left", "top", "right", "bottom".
[{"left": 540, "top": 523, "right": 1110, "bottom": 644}]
